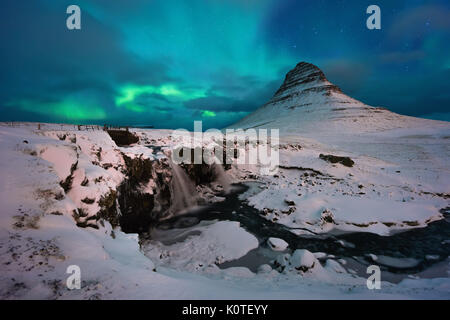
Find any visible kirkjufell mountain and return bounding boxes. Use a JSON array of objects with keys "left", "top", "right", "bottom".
[{"left": 231, "top": 62, "right": 447, "bottom": 136}]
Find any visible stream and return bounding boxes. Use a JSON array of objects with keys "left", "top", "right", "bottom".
[{"left": 142, "top": 183, "right": 450, "bottom": 283}]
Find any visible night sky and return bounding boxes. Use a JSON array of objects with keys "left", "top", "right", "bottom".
[{"left": 1, "top": 0, "right": 449, "bottom": 129}]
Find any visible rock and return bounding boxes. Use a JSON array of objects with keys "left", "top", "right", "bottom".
[
  {"left": 281, "top": 206, "right": 296, "bottom": 215},
  {"left": 319, "top": 153, "right": 354, "bottom": 167},
  {"left": 267, "top": 62, "right": 342, "bottom": 106},
  {"left": 290, "top": 249, "right": 317, "bottom": 272},
  {"left": 284, "top": 198, "right": 296, "bottom": 206},
  {"left": 320, "top": 209, "right": 334, "bottom": 224},
  {"left": 274, "top": 253, "right": 291, "bottom": 270},
  {"left": 81, "top": 197, "right": 95, "bottom": 204},
  {"left": 267, "top": 237, "right": 289, "bottom": 251},
  {"left": 107, "top": 130, "right": 139, "bottom": 146}
]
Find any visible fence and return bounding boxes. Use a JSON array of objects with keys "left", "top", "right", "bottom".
[{"left": 0, "top": 122, "right": 131, "bottom": 132}]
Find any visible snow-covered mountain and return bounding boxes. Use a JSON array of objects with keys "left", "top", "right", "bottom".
[
  {"left": 0, "top": 64, "right": 449, "bottom": 300},
  {"left": 231, "top": 62, "right": 448, "bottom": 136}
]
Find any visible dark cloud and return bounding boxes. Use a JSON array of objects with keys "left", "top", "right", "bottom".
[
  {"left": 388, "top": 5, "right": 450, "bottom": 41},
  {"left": 185, "top": 79, "right": 279, "bottom": 113},
  {"left": 322, "top": 60, "right": 372, "bottom": 95},
  {"left": 378, "top": 51, "right": 426, "bottom": 64},
  {"left": 185, "top": 95, "right": 250, "bottom": 112},
  {"left": 0, "top": 0, "right": 172, "bottom": 118},
  {"left": 131, "top": 93, "right": 176, "bottom": 113},
  {"left": 350, "top": 69, "right": 450, "bottom": 116},
  {"left": 1, "top": 0, "right": 449, "bottom": 127}
]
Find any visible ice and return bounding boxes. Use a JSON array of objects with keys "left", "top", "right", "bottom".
[
  {"left": 376, "top": 256, "right": 421, "bottom": 269},
  {"left": 142, "top": 220, "right": 259, "bottom": 271}
]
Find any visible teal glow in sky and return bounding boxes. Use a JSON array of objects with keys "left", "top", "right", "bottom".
[{"left": 1, "top": 0, "right": 449, "bottom": 128}]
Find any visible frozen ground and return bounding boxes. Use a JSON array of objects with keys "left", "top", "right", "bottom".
[
  {"left": 243, "top": 128, "right": 449, "bottom": 236},
  {"left": 0, "top": 121, "right": 449, "bottom": 299}
]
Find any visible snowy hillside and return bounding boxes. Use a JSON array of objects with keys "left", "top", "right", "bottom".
[
  {"left": 231, "top": 62, "right": 449, "bottom": 137},
  {"left": 0, "top": 121, "right": 449, "bottom": 299}
]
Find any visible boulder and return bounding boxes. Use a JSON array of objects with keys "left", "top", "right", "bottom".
[
  {"left": 267, "top": 237, "right": 289, "bottom": 251},
  {"left": 319, "top": 153, "right": 354, "bottom": 167},
  {"left": 290, "top": 249, "right": 317, "bottom": 272}
]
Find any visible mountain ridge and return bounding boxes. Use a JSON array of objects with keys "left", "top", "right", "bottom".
[{"left": 230, "top": 61, "right": 449, "bottom": 137}]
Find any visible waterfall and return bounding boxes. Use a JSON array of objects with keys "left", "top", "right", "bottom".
[
  {"left": 168, "top": 160, "right": 198, "bottom": 215},
  {"left": 212, "top": 164, "right": 231, "bottom": 193}
]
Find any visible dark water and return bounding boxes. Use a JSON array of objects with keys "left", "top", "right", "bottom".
[
  {"left": 149, "top": 183, "right": 450, "bottom": 278},
  {"left": 146, "top": 145, "right": 164, "bottom": 153}
]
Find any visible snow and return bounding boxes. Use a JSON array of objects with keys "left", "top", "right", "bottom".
[
  {"left": 142, "top": 220, "right": 259, "bottom": 271},
  {"left": 376, "top": 256, "right": 421, "bottom": 269},
  {"left": 1, "top": 60, "right": 449, "bottom": 301},
  {"left": 290, "top": 249, "right": 317, "bottom": 269},
  {"left": 241, "top": 127, "right": 449, "bottom": 235},
  {"left": 267, "top": 237, "right": 289, "bottom": 251},
  {"left": 1, "top": 119, "right": 449, "bottom": 299},
  {"left": 324, "top": 259, "right": 347, "bottom": 274}
]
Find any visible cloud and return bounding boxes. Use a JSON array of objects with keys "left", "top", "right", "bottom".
[
  {"left": 185, "top": 95, "right": 261, "bottom": 113},
  {"left": 321, "top": 60, "right": 372, "bottom": 95},
  {"left": 0, "top": 0, "right": 174, "bottom": 122},
  {"left": 378, "top": 50, "right": 426, "bottom": 64},
  {"left": 420, "top": 112, "right": 450, "bottom": 122},
  {"left": 1, "top": 0, "right": 448, "bottom": 128},
  {"left": 351, "top": 68, "right": 450, "bottom": 117},
  {"left": 388, "top": 5, "right": 450, "bottom": 41}
]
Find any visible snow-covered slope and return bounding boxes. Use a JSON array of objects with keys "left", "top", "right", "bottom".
[
  {"left": 231, "top": 62, "right": 449, "bottom": 137},
  {"left": 1, "top": 123, "right": 449, "bottom": 299}
]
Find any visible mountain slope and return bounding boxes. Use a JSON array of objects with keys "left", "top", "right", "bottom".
[{"left": 231, "top": 62, "right": 449, "bottom": 136}]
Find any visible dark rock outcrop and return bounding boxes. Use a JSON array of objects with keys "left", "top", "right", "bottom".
[
  {"left": 94, "top": 149, "right": 227, "bottom": 233},
  {"left": 269, "top": 62, "right": 342, "bottom": 106},
  {"left": 115, "top": 154, "right": 172, "bottom": 233},
  {"left": 59, "top": 161, "right": 78, "bottom": 192},
  {"left": 172, "top": 146, "right": 234, "bottom": 184},
  {"left": 107, "top": 130, "right": 139, "bottom": 146},
  {"left": 319, "top": 154, "right": 355, "bottom": 167}
]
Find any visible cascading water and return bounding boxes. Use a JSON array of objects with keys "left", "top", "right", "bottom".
[
  {"left": 168, "top": 159, "right": 198, "bottom": 216},
  {"left": 212, "top": 163, "right": 231, "bottom": 193}
]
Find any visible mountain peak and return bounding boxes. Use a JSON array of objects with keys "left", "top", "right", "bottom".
[
  {"left": 283, "top": 61, "right": 327, "bottom": 87},
  {"left": 270, "top": 61, "right": 342, "bottom": 105},
  {"left": 231, "top": 60, "right": 446, "bottom": 136}
]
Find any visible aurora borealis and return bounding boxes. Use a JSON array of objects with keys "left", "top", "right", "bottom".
[{"left": 1, "top": 0, "right": 449, "bottom": 129}]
